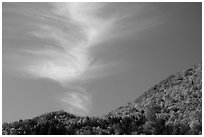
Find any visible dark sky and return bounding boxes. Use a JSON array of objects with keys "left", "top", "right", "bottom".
[{"left": 2, "top": 2, "right": 202, "bottom": 122}]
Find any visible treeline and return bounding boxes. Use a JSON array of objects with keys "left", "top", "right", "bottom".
[
  {"left": 2, "top": 110, "right": 146, "bottom": 135},
  {"left": 2, "top": 63, "right": 202, "bottom": 135}
]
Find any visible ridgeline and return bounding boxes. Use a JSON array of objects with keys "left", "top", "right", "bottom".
[{"left": 2, "top": 63, "right": 202, "bottom": 135}]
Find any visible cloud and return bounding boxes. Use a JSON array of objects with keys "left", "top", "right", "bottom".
[
  {"left": 17, "top": 3, "right": 118, "bottom": 115},
  {"left": 8, "top": 3, "right": 161, "bottom": 84},
  {"left": 24, "top": 3, "right": 117, "bottom": 84},
  {"left": 56, "top": 3, "right": 116, "bottom": 46},
  {"left": 4, "top": 3, "right": 165, "bottom": 116},
  {"left": 61, "top": 90, "right": 92, "bottom": 116}
]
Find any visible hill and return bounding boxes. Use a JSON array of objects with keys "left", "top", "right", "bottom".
[{"left": 2, "top": 63, "right": 202, "bottom": 135}]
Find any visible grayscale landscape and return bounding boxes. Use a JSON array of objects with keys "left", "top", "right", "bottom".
[{"left": 2, "top": 2, "right": 202, "bottom": 135}]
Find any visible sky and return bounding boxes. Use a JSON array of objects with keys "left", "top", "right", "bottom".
[{"left": 2, "top": 2, "right": 202, "bottom": 122}]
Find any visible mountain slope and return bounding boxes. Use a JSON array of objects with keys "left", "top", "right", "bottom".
[
  {"left": 2, "top": 63, "right": 202, "bottom": 135},
  {"left": 107, "top": 63, "right": 202, "bottom": 134}
]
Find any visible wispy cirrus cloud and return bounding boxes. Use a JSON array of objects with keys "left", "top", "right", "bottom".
[
  {"left": 61, "top": 90, "right": 92, "bottom": 116},
  {"left": 19, "top": 3, "right": 118, "bottom": 115},
  {"left": 4, "top": 2, "right": 164, "bottom": 116},
  {"left": 25, "top": 3, "right": 117, "bottom": 84}
]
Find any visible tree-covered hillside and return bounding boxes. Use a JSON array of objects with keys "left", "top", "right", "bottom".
[{"left": 2, "top": 63, "right": 202, "bottom": 135}]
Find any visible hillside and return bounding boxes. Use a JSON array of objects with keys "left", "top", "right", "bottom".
[{"left": 2, "top": 63, "right": 202, "bottom": 135}]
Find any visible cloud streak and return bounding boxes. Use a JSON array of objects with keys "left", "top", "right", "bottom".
[
  {"left": 20, "top": 3, "right": 118, "bottom": 115},
  {"left": 61, "top": 90, "right": 92, "bottom": 116},
  {"left": 4, "top": 3, "right": 164, "bottom": 116},
  {"left": 25, "top": 3, "right": 116, "bottom": 83}
]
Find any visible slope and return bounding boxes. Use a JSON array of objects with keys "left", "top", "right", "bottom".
[{"left": 2, "top": 63, "right": 202, "bottom": 135}]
